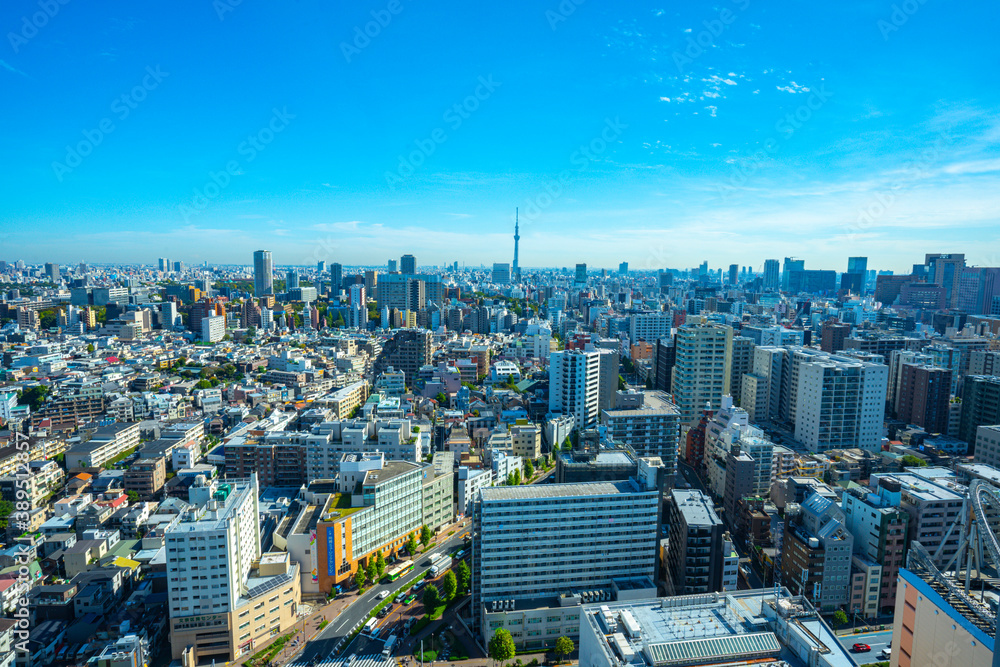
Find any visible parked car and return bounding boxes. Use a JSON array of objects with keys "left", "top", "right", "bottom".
[
  {"left": 394, "top": 592, "right": 406, "bottom": 604},
  {"left": 851, "top": 644, "right": 871, "bottom": 653}
]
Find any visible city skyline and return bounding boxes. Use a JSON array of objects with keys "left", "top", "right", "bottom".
[{"left": 3, "top": 2, "right": 999, "bottom": 268}]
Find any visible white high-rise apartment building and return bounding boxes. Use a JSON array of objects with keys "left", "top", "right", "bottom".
[
  {"left": 549, "top": 349, "right": 601, "bottom": 429},
  {"left": 201, "top": 314, "right": 226, "bottom": 343},
  {"left": 671, "top": 321, "right": 733, "bottom": 423},
  {"left": 166, "top": 476, "right": 261, "bottom": 619},
  {"left": 741, "top": 346, "right": 786, "bottom": 423},
  {"left": 628, "top": 312, "right": 673, "bottom": 343},
  {"left": 794, "top": 354, "right": 888, "bottom": 452}
]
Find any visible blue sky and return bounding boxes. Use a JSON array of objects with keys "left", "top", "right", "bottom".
[{"left": 2, "top": 0, "right": 999, "bottom": 272}]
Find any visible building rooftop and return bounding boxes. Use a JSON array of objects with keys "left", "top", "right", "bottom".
[
  {"left": 670, "top": 489, "right": 721, "bottom": 527},
  {"left": 872, "top": 472, "right": 964, "bottom": 502},
  {"left": 363, "top": 460, "right": 420, "bottom": 486},
  {"left": 582, "top": 591, "right": 855, "bottom": 667},
  {"left": 480, "top": 480, "right": 642, "bottom": 502}
]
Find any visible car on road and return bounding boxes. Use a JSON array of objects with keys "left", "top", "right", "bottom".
[
  {"left": 879, "top": 648, "right": 891, "bottom": 659},
  {"left": 403, "top": 595, "right": 415, "bottom": 605},
  {"left": 455, "top": 549, "right": 465, "bottom": 560},
  {"left": 851, "top": 643, "right": 871, "bottom": 653},
  {"left": 394, "top": 592, "right": 406, "bottom": 604},
  {"left": 377, "top": 590, "right": 390, "bottom": 600}
]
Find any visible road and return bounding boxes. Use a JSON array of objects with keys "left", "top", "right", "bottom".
[
  {"left": 838, "top": 629, "right": 892, "bottom": 665},
  {"left": 287, "top": 531, "right": 469, "bottom": 664},
  {"left": 676, "top": 460, "right": 708, "bottom": 495}
]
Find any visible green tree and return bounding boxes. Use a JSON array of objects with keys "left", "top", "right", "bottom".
[
  {"left": 901, "top": 454, "right": 927, "bottom": 467},
  {"left": 523, "top": 459, "right": 534, "bottom": 479},
  {"left": 487, "top": 628, "right": 516, "bottom": 666},
  {"left": 435, "top": 392, "right": 447, "bottom": 404},
  {"left": 18, "top": 385, "right": 50, "bottom": 412},
  {"left": 442, "top": 570, "right": 457, "bottom": 602},
  {"left": 86, "top": 343, "right": 95, "bottom": 353},
  {"left": 420, "top": 524, "right": 433, "bottom": 546},
  {"left": 0, "top": 500, "right": 14, "bottom": 529},
  {"left": 554, "top": 636, "right": 574, "bottom": 662},
  {"left": 512, "top": 469, "right": 521, "bottom": 485},
  {"left": 506, "top": 472, "right": 515, "bottom": 486},
  {"left": 832, "top": 610, "right": 848, "bottom": 627},
  {"left": 563, "top": 435, "right": 572, "bottom": 450},
  {"left": 618, "top": 374, "right": 627, "bottom": 390},
  {"left": 333, "top": 313, "right": 346, "bottom": 328},
  {"left": 456, "top": 559, "right": 471, "bottom": 594},
  {"left": 195, "top": 379, "right": 213, "bottom": 390},
  {"left": 353, "top": 567, "right": 366, "bottom": 591},
  {"left": 39, "top": 309, "right": 58, "bottom": 329},
  {"left": 126, "top": 490, "right": 140, "bottom": 504},
  {"left": 422, "top": 583, "right": 441, "bottom": 609},
  {"left": 375, "top": 550, "right": 386, "bottom": 579},
  {"left": 366, "top": 558, "right": 378, "bottom": 583},
  {"left": 406, "top": 532, "right": 418, "bottom": 554}
]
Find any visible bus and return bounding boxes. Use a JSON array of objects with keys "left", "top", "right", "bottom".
[{"left": 384, "top": 559, "right": 414, "bottom": 582}]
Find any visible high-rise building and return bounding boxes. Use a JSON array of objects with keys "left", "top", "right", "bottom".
[
  {"left": 924, "top": 253, "right": 965, "bottom": 309},
  {"left": 316, "top": 260, "right": 326, "bottom": 273},
  {"left": 728, "top": 263, "right": 738, "bottom": 286},
  {"left": 329, "top": 262, "right": 342, "bottom": 295},
  {"left": 472, "top": 478, "right": 660, "bottom": 642},
  {"left": 888, "top": 350, "right": 935, "bottom": 412},
  {"left": 400, "top": 254, "right": 416, "bottom": 274},
  {"left": 387, "top": 259, "right": 397, "bottom": 272},
  {"left": 781, "top": 491, "right": 854, "bottom": 611},
  {"left": 492, "top": 262, "right": 511, "bottom": 284},
  {"left": 253, "top": 250, "right": 273, "bottom": 297},
  {"left": 793, "top": 351, "right": 888, "bottom": 452},
  {"left": 44, "top": 262, "right": 59, "bottom": 283},
  {"left": 657, "top": 270, "right": 673, "bottom": 294},
  {"left": 842, "top": 476, "right": 909, "bottom": 614},
  {"left": 847, "top": 256, "right": 868, "bottom": 275},
  {"left": 896, "top": 364, "right": 952, "bottom": 433},
  {"left": 763, "top": 259, "right": 780, "bottom": 290},
  {"left": 549, "top": 349, "right": 602, "bottom": 429},
  {"left": 201, "top": 314, "right": 226, "bottom": 343},
  {"left": 349, "top": 284, "right": 365, "bottom": 307},
  {"left": 601, "top": 389, "right": 680, "bottom": 473},
  {"left": 665, "top": 489, "right": 726, "bottom": 595},
  {"left": 730, "top": 335, "right": 755, "bottom": 401},
  {"left": 960, "top": 375, "right": 1000, "bottom": 451},
  {"left": 575, "top": 263, "right": 587, "bottom": 284},
  {"left": 781, "top": 257, "right": 805, "bottom": 291},
  {"left": 618, "top": 261, "right": 628, "bottom": 275},
  {"left": 820, "top": 319, "right": 851, "bottom": 353},
  {"left": 670, "top": 321, "right": 733, "bottom": 423},
  {"left": 285, "top": 269, "right": 299, "bottom": 289},
  {"left": 158, "top": 257, "right": 170, "bottom": 272},
  {"left": 166, "top": 475, "right": 302, "bottom": 661}
]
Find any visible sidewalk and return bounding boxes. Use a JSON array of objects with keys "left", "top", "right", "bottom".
[{"left": 241, "top": 518, "right": 471, "bottom": 667}]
